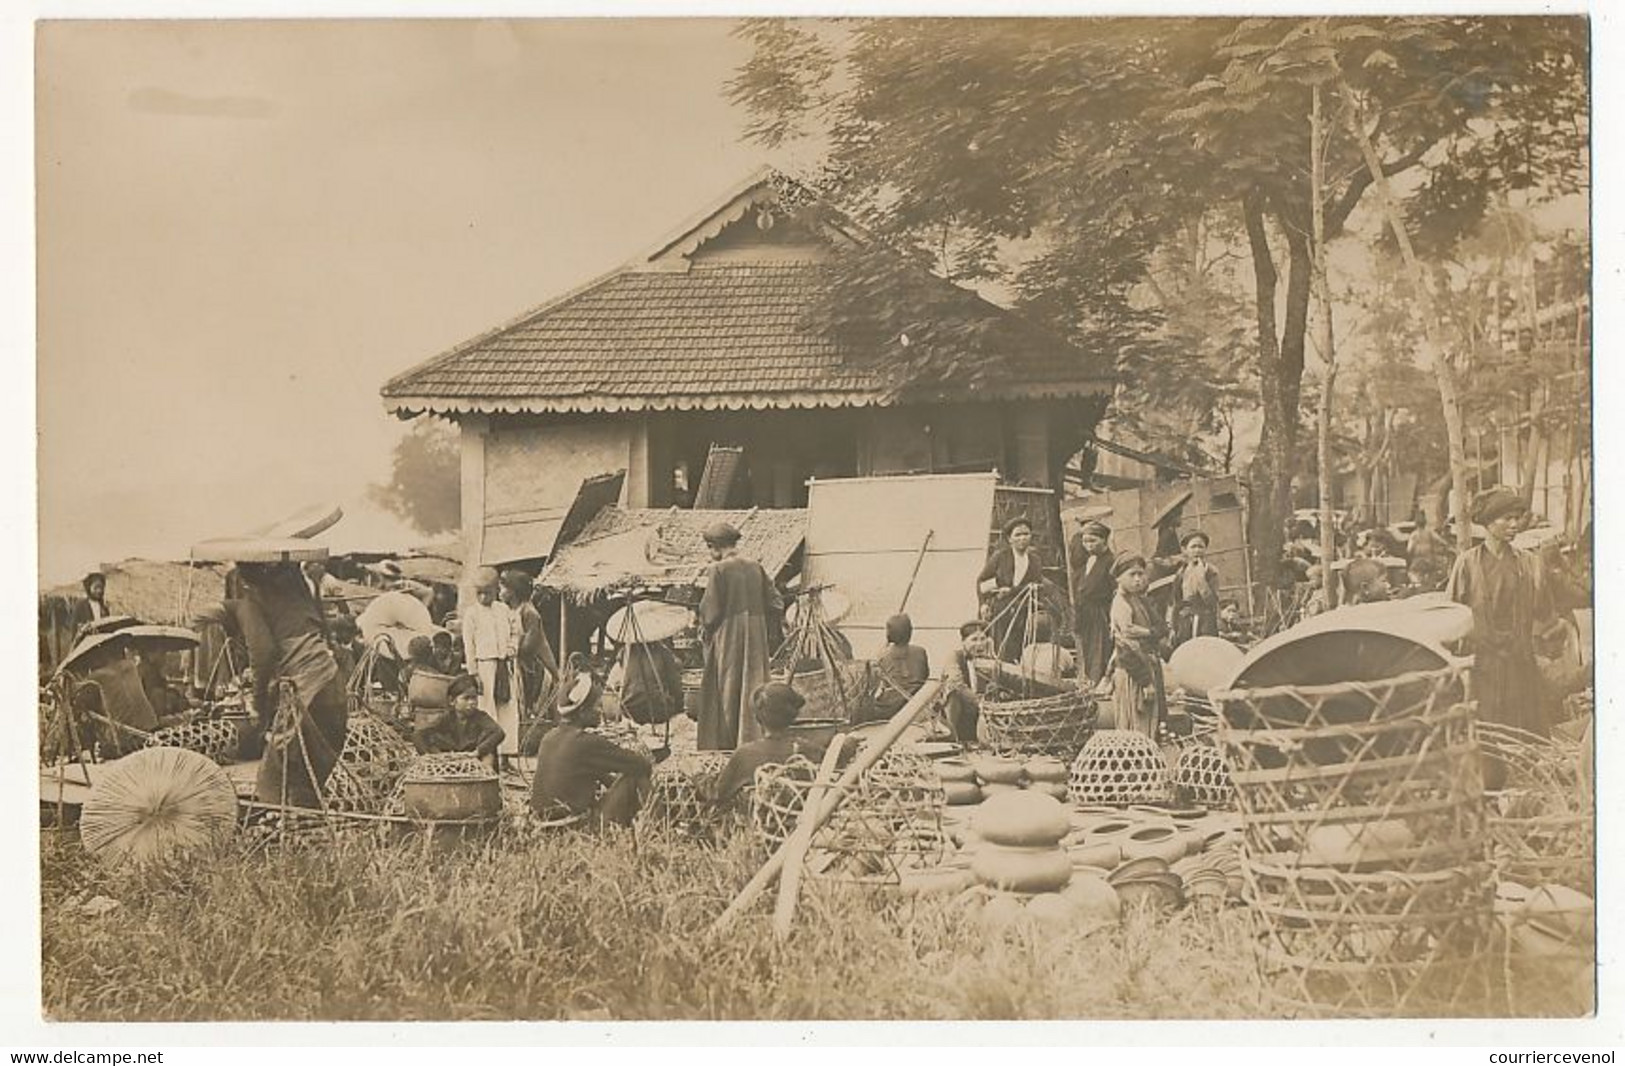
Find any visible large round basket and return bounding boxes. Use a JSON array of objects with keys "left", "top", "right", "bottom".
[
  {"left": 639, "top": 751, "right": 733, "bottom": 836},
  {"left": 80, "top": 746, "right": 239, "bottom": 865},
  {"left": 1068, "top": 729, "right": 1170, "bottom": 806},
  {"left": 980, "top": 690, "right": 1096, "bottom": 759},
  {"left": 400, "top": 753, "right": 502, "bottom": 825},
  {"left": 1212, "top": 664, "right": 1494, "bottom": 1017},
  {"left": 144, "top": 718, "right": 243, "bottom": 765}
]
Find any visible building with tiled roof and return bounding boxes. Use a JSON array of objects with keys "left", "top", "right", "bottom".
[{"left": 382, "top": 168, "right": 1114, "bottom": 568}]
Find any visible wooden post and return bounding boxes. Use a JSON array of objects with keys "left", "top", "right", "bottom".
[
  {"left": 772, "top": 735, "right": 847, "bottom": 940},
  {"left": 558, "top": 597, "right": 571, "bottom": 662},
  {"left": 710, "top": 677, "right": 944, "bottom": 936}
]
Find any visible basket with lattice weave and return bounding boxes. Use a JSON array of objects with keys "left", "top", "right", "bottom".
[
  {"left": 779, "top": 661, "right": 871, "bottom": 722},
  {"left": 750, "top": 750, "right": 947, "bottom": 886},
  {"left": 1171, "top": 741, "right": 1234, "bottom": 808},
  {"left": 980, "top": 690, "right": 1097, "bottom": 759},
  {"left": 323, "top": 709, "right": 418, "bottom": 815},
  {"left": 1477, "top": 721, "right": 1593, "bottom": 892},
  {"left": 1211, "top": 665, "right": 1494, "bottom": 1018},
  {"left": 638, "top": 751, "right": 734, "bottom": 836},
  {"left": 144, "top": 718, "right": 243, "bottom": 765},
  {"left": 1068, "top": 729, "right": 1170, "bottom": 806}
]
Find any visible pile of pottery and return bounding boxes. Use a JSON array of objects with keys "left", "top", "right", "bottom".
[
  {"left": 936, "top": 753, "right": 1072, "bottom": 806},
  {"left": 1064, "top": 805, "right": 1247, "bottom": 914}
]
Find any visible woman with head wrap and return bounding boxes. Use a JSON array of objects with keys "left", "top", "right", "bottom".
[
  {"left": 978, "top": 516, "right": 1055, "bottom": 662},
  {"left": 1448, "top": 487, "right": 1561, "bottom": 755},
  {"left": 499, "top": 568, "right": 558, "bottom": 722},
  {"left": 1107, "top": 554, "right": 1166, "bottom": 738},
  {"left": 461, "top": 566, "right": 521, "bottom": 766},
  {"left": 696, "top": 521, "right": 782, "bottom": 750},
  {"left": 1067, "top": 519, "right": 1116, "bottom": 683}
]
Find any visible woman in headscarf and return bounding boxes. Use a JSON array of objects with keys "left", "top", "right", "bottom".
[
  {"left": 978, "top": 516, "right": 1053, "bottom": 662},
  {"left": 461, "top": 567, "right": 520, "bottom": 767},
  {"left": 1068, "top": 519, "right": 1116, "bottom": 684},
  {"left": 696, "top": 521, "right": 782, "bottom": 751},
  {"left": 500, "top": 568, "right": 558, "bottom": 724},
  {"left": 1448, "top": 487, "right": 1559, "bottom": 745}
]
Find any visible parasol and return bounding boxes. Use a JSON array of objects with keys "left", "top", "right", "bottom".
[
  {"left": 605, "top": 600, "right": 694, "bottom": 645},
  {"left": 189, "top": 537, "right": 331, "bottom": 564},
  {"left": 55, "top": 625, "right": 200, "bottom": 678},
  {"left": 79, "top": 615, "right": 141, "bottom": 637},
  {"left": 79, "top": 747, "right": 239, "bottom": 866},
  {"left": 249, "top": 502, "right": 344, "bottom": 540}
]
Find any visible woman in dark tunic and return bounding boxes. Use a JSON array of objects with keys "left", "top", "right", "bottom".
[
  {"left": 696, "top": 522, "right": 782, "bottom": 751},
  {"left": 1068, "top": 519, "right": 1116, "bottom": 684},
  {"left": 978, "top": 517, "right": 1053, "bottom": 663},
  {"left": 230, "top": 561, "right": 350, "bottom": 809}
]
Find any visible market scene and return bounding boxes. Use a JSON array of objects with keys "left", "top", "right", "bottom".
[{"left": 35, "top": 18, "right": 1593, "bottom": 1025}]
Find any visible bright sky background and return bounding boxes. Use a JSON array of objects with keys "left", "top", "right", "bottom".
[{"left": 37, "top": 19, "right": 767, "bottom": 586}]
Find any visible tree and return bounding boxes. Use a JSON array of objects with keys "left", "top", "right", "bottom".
[
  {"left": 730, "top": 16, "right": 1587, "bottom": 580},
  {"left": 369, "top": 418, "right": 461, "bottom": 537}
]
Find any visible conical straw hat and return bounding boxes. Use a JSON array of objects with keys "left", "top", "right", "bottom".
[{"left": 79, "top": 747, "right": 239, "bottom": 866}]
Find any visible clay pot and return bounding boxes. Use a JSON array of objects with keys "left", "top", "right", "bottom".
[
  {"left": 970, "top": 754, "right": 1026, "bottom": 785},
  {"left": 944, "top": 781, "right": 984, "bottom": 806},
  {"left": 1121, "top": 824, "right": 1187, "bottom": 865},
  {"left": 1062, "top": 873, "right": 1123, "bottom": 925},
  {"left": 973, "top": 789, "right": 1072, "bottom": 848},
  {"left": 1030, "top": 781, "right": 1071, "bottom": 803},
  {"left": 1304, "top": 819, "right": 1416, "bottom": 867},
  {"left": 1107, "top": 856, "right": 1170, "bottom": 885},
  {"left": 1068, "top": 841, "right": 1123, "bottom": 869},
  {"left": 1085, "top": 820, "right": 1136, "bottom": 844},
  {"left": 972, "top": 843, "right": 1074, "bottom": 894},
  {"left": 1025, "top": 892, "right": 1086, "bottom": 932},
  {"left": 1023, "top": 757, "right": 1070, "bottom": 784},
  {"left": 936, "top": 758, "right": 979, "bottom": 784}
]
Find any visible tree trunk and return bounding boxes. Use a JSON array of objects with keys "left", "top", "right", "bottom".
[
  {"left": 1243, "top": 188, "right": 1289, "bottom": 590},
  {"left": 1339, "top": 89, "right": 1473, "bottom": 552},
  {"left": 1311, "top": 87, "right": 1339, "bottom": 608}
]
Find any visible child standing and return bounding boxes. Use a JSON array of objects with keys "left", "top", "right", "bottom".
[
  {"left": 1109, "top": 554, "right": 1166, "bottom": 738},
  {"left": 1171, "top": 530, "right": 1221, "bottom": 649}
]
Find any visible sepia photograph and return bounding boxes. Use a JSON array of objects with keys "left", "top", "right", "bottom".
[{"left": 29, "top": 11, "right": 1598, "bottom": 1032}]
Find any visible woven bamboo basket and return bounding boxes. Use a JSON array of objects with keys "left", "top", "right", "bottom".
[
  {"left": 980, "top": 689, "right": 1097, "bottom": 759},
  {"left": 80, "top": 746, "right": 239, "bottom": 865},
  {"left": 144, "top": 718, "right": 243, "bottom": 765},
  {"left": 1171, "top": 741, "right": 1234, "bottom": 808},
  {"left": 1477, "top": 722, "right": 1594, "bottom": 892},
  {"left": 326, "top": 709, "right": 418, "bottom": 815},
  {"left": 750, "top": 751, "right": 947, "bottom": 887},
  {"left": 638, "top": 750, "right": 734, "bottom": 836},
  {"left": 1212, "top": 665, "right": 1495, "bottom": 1018},
  {"left": 1068, "top": 729, "right": 1170, "bottom": 806}
]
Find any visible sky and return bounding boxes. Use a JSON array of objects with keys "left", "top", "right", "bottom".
[{"left": 36, "top": 19, "right": 767, "bottom": 585}]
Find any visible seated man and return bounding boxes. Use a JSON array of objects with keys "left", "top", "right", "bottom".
[
  {"left": 706, "top": 682, "right": 829, "bottom": 811},
  {"left": 943, "top": 620, "right": 994, "bottom": 745},
  {"left": 867, "top": 613, "right": 930, "bottom": 724},
  {"left": 1018, "top": 613, "right": 1075, "bottom": 685},
  {"left": 414, "top": 673, "right": 505, "bottom": 770},
  {"left": 530, "top": 673, "right": 653, "bottom": 828}
]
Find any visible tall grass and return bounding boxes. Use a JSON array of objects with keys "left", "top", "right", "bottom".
[{"left": 39, "top": 824, "right": 1587, "bottom": 1021}]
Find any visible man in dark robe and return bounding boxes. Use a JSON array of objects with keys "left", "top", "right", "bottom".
[
  {"left": 227, "top": 561, "right": 350, "bottom": 809},
  {"left": 696, "top": 522, "right": 781, "bottom": 751},
  {"left": 1448, "top": 488, "right": 1559, "bottom": 755},
  {"left": 1067, "top": 519, "right": 1116, "bottom": 684}
]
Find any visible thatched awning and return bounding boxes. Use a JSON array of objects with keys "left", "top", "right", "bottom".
[
  {"left": 539, "top": 507, "right": 807, "bottom": 605},
  {"left": 41, "top": 558, "right": 380, "bottom": 627}
]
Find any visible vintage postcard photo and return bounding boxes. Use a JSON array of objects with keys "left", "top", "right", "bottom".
[{"left": 30, "top": 13, "right": 1596, "bottom": 1030}]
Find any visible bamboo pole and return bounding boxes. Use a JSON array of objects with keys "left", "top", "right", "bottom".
[
  {"left": 710, "top": 677, "right": 944, "bottom": 936},
  {"left": 897, "top": 530, "right": 935, "bottom": 614},
  {"left": 1311, "top": 84, "right": 1341, "bottom": 608},
  {"left": 772, "top": 733, "right": 847, "bottom": 940}
]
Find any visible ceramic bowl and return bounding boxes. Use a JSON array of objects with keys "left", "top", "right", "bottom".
[
  {"left": 1120, "top": 824, "right": 1187, "bottom": 865},
  {"left": 1107, "top": 856, "right": 1171, "bottom": 885},
  {"left": 1068, "top": 841, "right": 1123, "bottom": 869},
  {"left": 1085, "top": 820, "right": 1137, "bottom": 843}
]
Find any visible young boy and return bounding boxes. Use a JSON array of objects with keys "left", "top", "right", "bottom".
[
  {"left": 1171, "top": 530, "right": 1221, "bottom": 648},
  {"left": 1344, "top": 556, "right": 1394, "bottom": 606},
  {"left": 1109, "top": 554, "right": 1166, "bottom": 738},
  {"left": 414, "top": 672, "right": 506, "bottom": 770}
]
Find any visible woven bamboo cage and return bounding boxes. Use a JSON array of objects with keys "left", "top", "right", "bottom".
[
  {"left": 80, "top": 746, "right": 239, "bottom": 865},
  {"left": 144, "top": 718, "right": 243, "bottom": 765},
  {"left": 319, "top": 709, "right": 418, "bottom": 815},
  {"left": 638, "top": 750, "right": 734, "bottom": 837},
  {"left": 750, "top": 751, "right": 947, "bottom": 886},
  {"left": 1211, "top": 665, "right": 1495, "bottom": 1018},
  {"left": 1171, "top": 741, "right": 1234, "bottom": 808},
  {"left": 1068, "top": 729, "right": 1171, "bottom": 806},
  {"left": 980, "top": 689, "right": 1097, "bottom": 759},
  {"left": 1476, "top": 721, "right": 1593, "bottom": 893}
]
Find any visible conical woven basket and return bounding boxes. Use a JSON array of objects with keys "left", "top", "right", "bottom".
[
  {"left": 80, "top": 746, "right": 239, "bottom": 865},
  {"left": 1172, "top": 742, "right": 1234, "bottom": 808},
  {"left": 1068, "top": 729, "right": 1171, "bottom": 806}
]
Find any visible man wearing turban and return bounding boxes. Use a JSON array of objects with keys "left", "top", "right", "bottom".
[
  {"left": 696, "top": 522, "right": 782, "bottom": 750},
  {"left": 1448, "top": 487, "right": 1559, "bottom": 753}
]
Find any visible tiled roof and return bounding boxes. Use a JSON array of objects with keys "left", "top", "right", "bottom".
[
  {"left": 382, "top": 260, "right": 1111, "bottom": 416},
  {"left": 539, "top": 507, "right": 809, "bottom": 603}
]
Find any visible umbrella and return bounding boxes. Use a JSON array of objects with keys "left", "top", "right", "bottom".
[
  {"left": 79, "top": 614, "right": 142, "bottom": 637},
  {"left": 55, "top": 625, "right": 200, "bottom": 678},
  {"left": 190, "top": 537, "right": 331, "bottom": 563},
  {"left": 605, "top": 601, "right": 694, "bottom": 645},
  {"left": 55, "top": 631, "right": 133, "bottom": 677},
  {"left": 249, "top": 502, "right": 344, "bottom": 540}
]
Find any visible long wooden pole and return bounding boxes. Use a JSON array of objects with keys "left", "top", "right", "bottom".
[
  {"left": 710, "top": 677, "right": 944, "bottom": 935},
  {"left": 897, "top": 530, "right": 935, "bottom": 614},
  {"left": 772, "top": 734, "right": 847, "bottom": 940}
]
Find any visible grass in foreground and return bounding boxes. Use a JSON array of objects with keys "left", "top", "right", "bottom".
[{"left": 39, "top": 825, "right": 1588, "bottom": 1022}]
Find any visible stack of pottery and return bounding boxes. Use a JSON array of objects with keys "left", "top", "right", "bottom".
[
  {"left": 968, "top": 790, "right": 1073, "bottom": 893},
  {"left": 936, "top": 753, "right": 1073, "bottom": 806}
]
